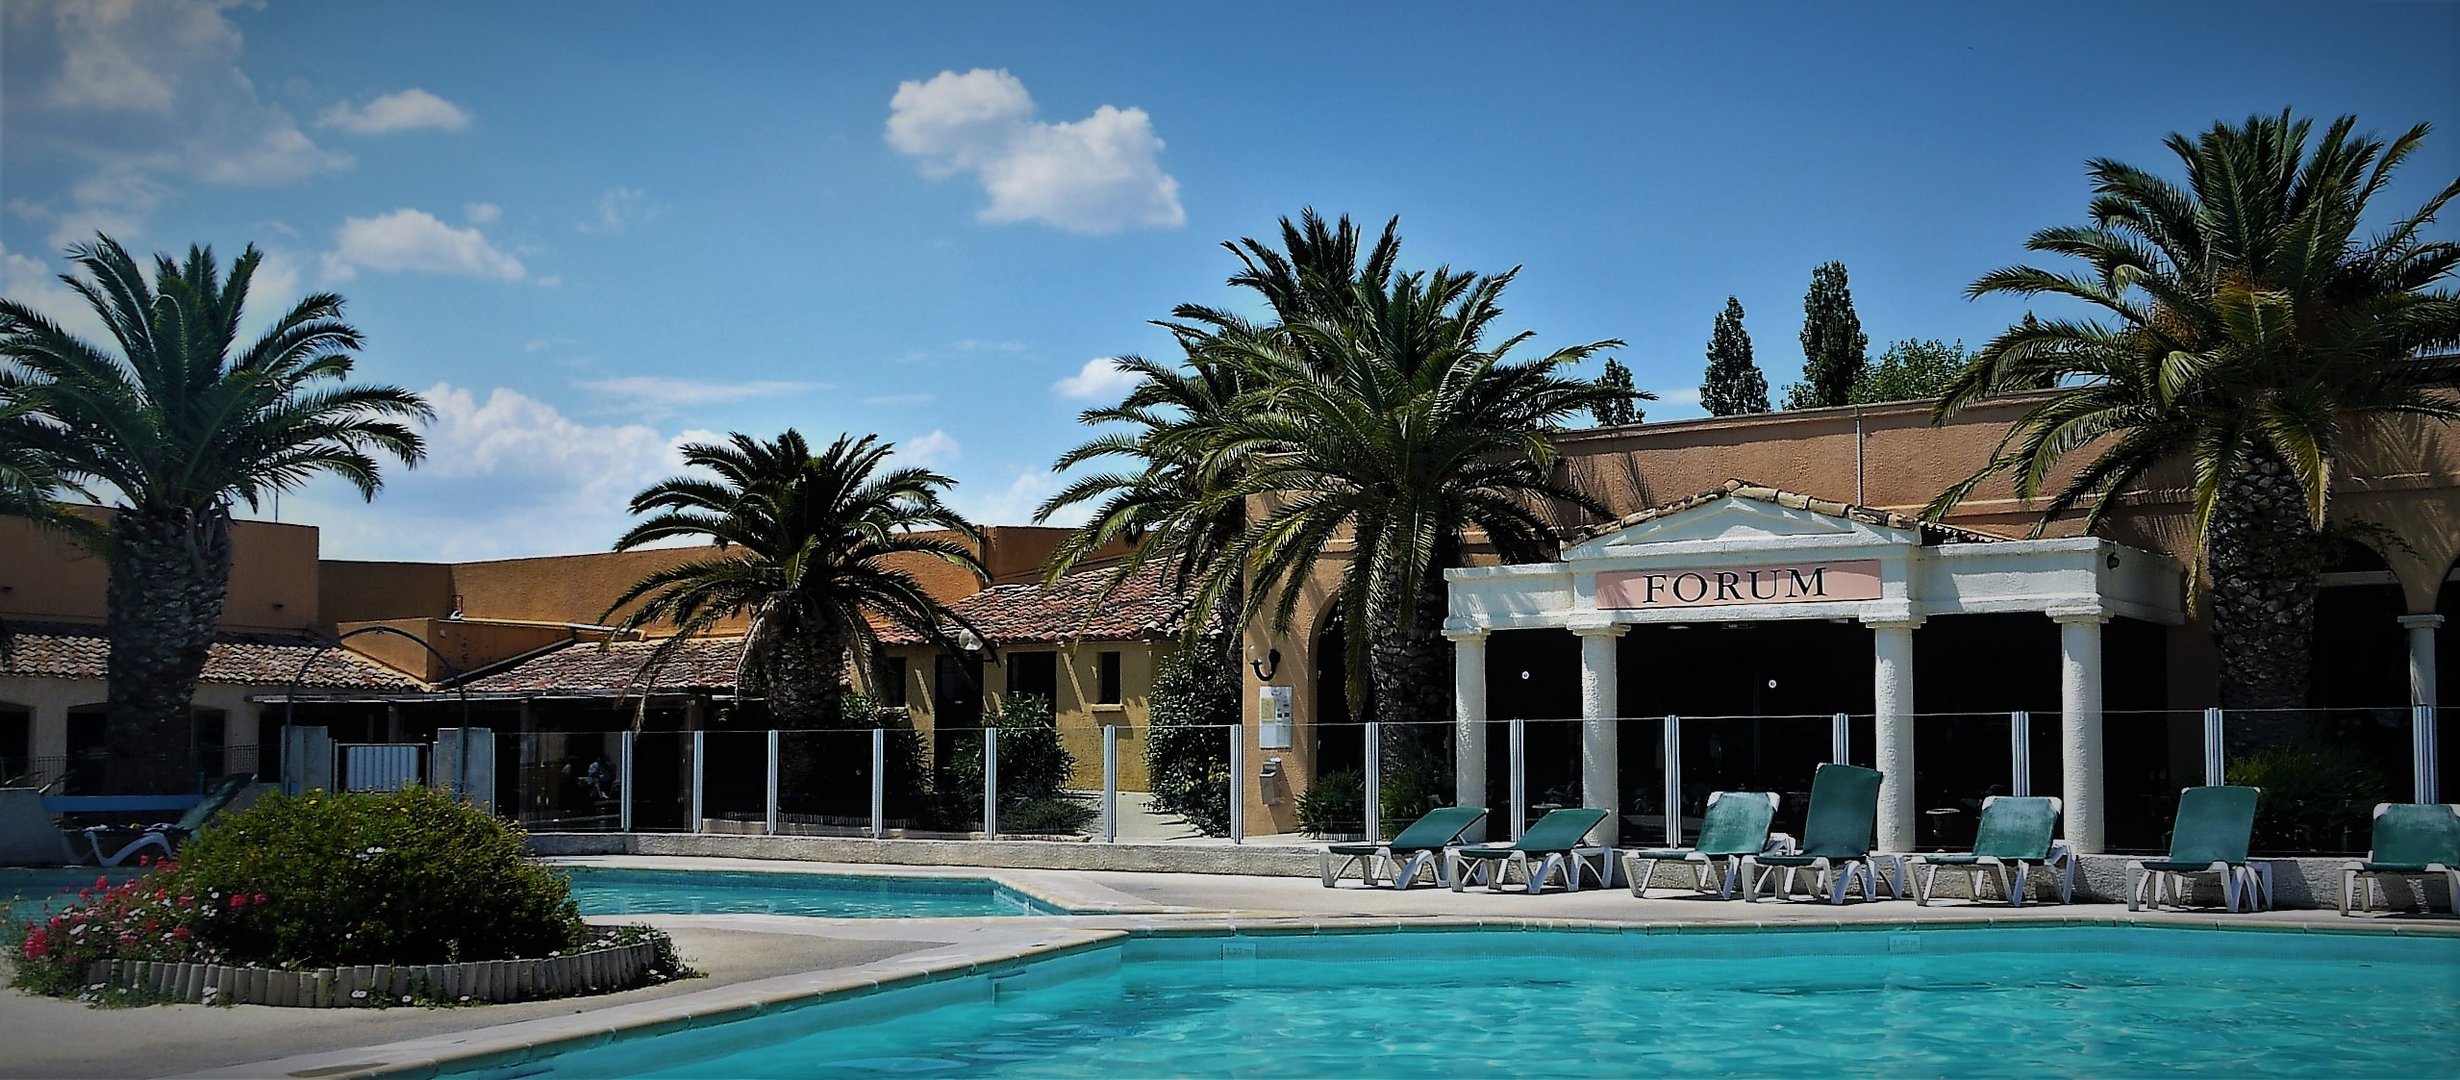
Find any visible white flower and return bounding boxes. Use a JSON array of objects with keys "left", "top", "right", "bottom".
[{"left": 350, "top": 989, "right": 368, "bottom": 999}]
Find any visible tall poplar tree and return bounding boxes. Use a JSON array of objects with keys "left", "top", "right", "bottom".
[
  {"left": 1699, "top": 297, "right": 1770, "bottom": 415},
  {"left": 1591, "top": 357, "right": 1644, "bottom": 425},
  {"left": 1783, "top": 261, "right": 1869, "bottom": 408}
]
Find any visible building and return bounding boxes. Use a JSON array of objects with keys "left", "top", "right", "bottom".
[{"left": 1236, "top": 393, "right": 2460, "bottom": 851}]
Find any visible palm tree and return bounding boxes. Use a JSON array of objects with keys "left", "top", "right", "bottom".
[
  {"left": 604, "top": 430, "right": 985, "bottom": 728},
  {"left": 0, "top": 236, "right": 430, "bottom": 792},
  {"left": 1929, "top": 112, "right": 2460, "bottom": 712}
]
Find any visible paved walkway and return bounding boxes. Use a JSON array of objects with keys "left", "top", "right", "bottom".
[{"left": 6, "top": 855, "right": 2449, "bottom": 1079}]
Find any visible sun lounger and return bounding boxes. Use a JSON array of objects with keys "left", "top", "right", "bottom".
[
  {"left": 2126, "top": 785, "right": 2266, "bottom": 912},
  {"left": 1622, "top": 791, "right": 1787, "bottom": 898},
  {"left": 2339, "top": 802, "right": 2460, "bottom": 916},
  {"left": 1909, "top": 795, "right": 2074, "bottom": 906},
  {"left": 1447, "top": 807, "right": 1614, "bottom": 894},
  {"left": 1742, "top": 763, "right": 1885, "bottom": 904},
  {"left": 1320, "top": 805, "right": 1489, "bottom": 889},
  {"left": 82, "top": 774, "right": 254, "bottom": 867}
]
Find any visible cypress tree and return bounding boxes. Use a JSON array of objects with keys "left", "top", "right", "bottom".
[
  {"left": 1592, "top": 357, "right": 1644, "bottom": 426},
  {"left": 1784, "top": 261, "right": 1869, "bottom": 409},
  {"left": 1699, "top": 297, "right": 1770, "bottom": 416}
]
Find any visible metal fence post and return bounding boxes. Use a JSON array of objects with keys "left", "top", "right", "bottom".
[
  {"left": 764, "top": 729, "right": 780, "bottom": 836},
  {"left": 870, "top": 727, "right": 886, "bottom": 840},
  {"left": 982, "top": 727, "right": 999, "bottom": 840},
  {"left": 2416, "top": 704, "right": 2440, "bottom": 804},
  {"left": 1362, "top": 722, "right": 1382, "bottom": 843},
  {"left": 2202, "top": 707, "right": 2226, "bottom": 786},
  {"left": 690, "top": 730, "right": 705, "bottom": 834},
  {"left": 2009, "top": 711, "right": 2032, "bottom": 798},
  {"left": 1102, "top": 723, "right": 1119, "bottom": 843},
  {"left": 1228, "top": 726, "right": 1246, "bottom": 844},
  {"left": 1508, "top": 718, "right": 1528, "bottom": 841},
  {"left": 1662, "top": 715, "right": 1682, "bottom": 847},
  {"left": 1830, "top": 712, "right": 1850, "bottom": 765},
  {"left": 618, "top": 730, "right": 634, "bottom": 833}
]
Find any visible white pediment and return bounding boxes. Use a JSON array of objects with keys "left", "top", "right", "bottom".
[{"left": 1562, "top": 494, "right": 1922, "bottom": 560}]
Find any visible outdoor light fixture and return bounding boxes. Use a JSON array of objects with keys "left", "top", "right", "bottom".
[{"left": 1249, "top": 647, "right": 1281, "bottom": 681}]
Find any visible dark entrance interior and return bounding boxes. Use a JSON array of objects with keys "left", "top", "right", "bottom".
[
  {"left": 1311, "top": 611, "right": 1363, "bottom": 778},
  {"left": 934, "top": 653, "right": 983, "bottom": 728},
  {"left": 1004, "top": 650, "right": 1058, "bottom": 711}
]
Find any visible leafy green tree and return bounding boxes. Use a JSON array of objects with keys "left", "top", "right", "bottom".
[
  {"left": 0, "top": 237, "right": 430, "bottom": 792},
  {"left": 1700, "top": 297, "right": 1771, "bottom": 415},
  {"left": 1847, "top": 338, "right": 1975, "bottom": 405},
  {"left": 1143, "top": 634, "right": 1237, "bottom": 835},
  {"left": 1591, "top": 357, "right": 1645, "bottom": 426},
  {"left": 1783, "top": 261, "right": 1870, "bottom": 409},
  {"left": 1929, "top": 111, "right": 2460, "bottom": 711},
  {"left": 605, "top": 431, "right": 985, "bottom": 728}
]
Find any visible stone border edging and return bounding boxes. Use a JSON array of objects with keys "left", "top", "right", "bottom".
[{"left": 85, "top": 941, "right": 658, "bottom": 1007}]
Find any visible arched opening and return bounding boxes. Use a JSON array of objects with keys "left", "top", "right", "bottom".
[
  {"left": 1310, "top": 607, "right": 1362, "bottom": 780},
  {"left": 64, "top": 703, "right": 106, "bottom": 795},
  {"left": 2311, "top": 539, "right": 2409, "bottom": 708}
]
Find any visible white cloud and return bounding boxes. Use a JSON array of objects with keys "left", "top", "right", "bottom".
[
  {"left": 863, "top": 392, "right": 935, "bottom": 406},
  {"left": 6, "top": 0, "right": 348, "bottom": 209},
  {"left": 1052, "top": 356, "right": 1140, "bottom": 400},
  {"left": 463, "top": 202, "right": 502, "bottom": 224},
  {"left": 578, "top": 187, "right": 660, "bottom": 234},
  {"left": 899, "top": 429, "right": 961, "bottom": 467},
  {"left": 317, "top": 88, "right": 471, "bottom": 135},
  {"left": 0, "top": 241, "right": 110, "bottom": 342},
  {"left": 1656, "top": 387, "right": 1704, "bottom": 408},
  {"left": 885, "top": 68, "right": 1183, "bottom": 234},
  {"left": 575, "top": 375, "right": 822, "bottom": 419},
  {"left": 946, "top": 467, "right": 1071, "bottom": 528},
  {"left": 321, "top": 209, "right": 526, "bottom": 281},
  {"left": 277, "top": 383, "right": 703, "bottom": 560}
]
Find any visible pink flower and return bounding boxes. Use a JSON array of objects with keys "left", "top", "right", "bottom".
[
  {"left": 253, "top": 893, "right": 269, "bottom": 905},
  {"left": 229, "top": 895, "right": 248, "bottom": 909}
]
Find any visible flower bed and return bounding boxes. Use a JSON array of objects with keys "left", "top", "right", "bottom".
[{"left": 9, "top": 787, "right": 692, "bottom": 1006}]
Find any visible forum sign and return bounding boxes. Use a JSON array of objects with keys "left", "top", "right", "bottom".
[{"left": 1596, "top": 559, "right": 1883, "bottom": 610}]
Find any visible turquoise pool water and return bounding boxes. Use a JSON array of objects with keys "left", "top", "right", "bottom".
[
  {"left": 488, "top": 926, "right": 2460, "bottom": 1078},
  {"left": 0, "top": 867, "right": 134, "bottom": 913},
  {"left": 562, "top": 867, "right": 1067, "bottom": 918}
]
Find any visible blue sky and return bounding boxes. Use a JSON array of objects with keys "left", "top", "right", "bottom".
[{"left": 5, "top": 1, "right": 2456, "bottom": 560}]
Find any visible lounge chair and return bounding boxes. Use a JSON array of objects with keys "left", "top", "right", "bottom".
[
  {"left": 1621, "top": 791, "right": 1788, "bottom": 898},
  {"left": 1447, "top": 807, "right": 1614, "bottom": 894},
  {"left": 1909, "top": 795, "right": 2074, "bottom": 907},
  {"left": 1319, "top": 805, "right": 1489, "bottom": 889},
  {"left": 1741, "top": 763, "right": 1885, "bottom": 904},
  {"left": 2339, "top": 802, "right": 2460, "bottom": 916},
  {"left": 83, "top": 774, "right": 254, "bottom": 867},
  {"left": 2126, "top": 785, "right": 2267, "bottom": 912}
]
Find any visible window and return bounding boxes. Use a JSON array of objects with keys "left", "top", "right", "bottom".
[
  {"left": 1097, "top": 650, "right": 1123, "bottom": 705},
  {"left": 1006, "top": 651, "right": 1059, "bottom": 708},
  {"left": 881, "top": 656, "right": 908, "bottom": 707}
]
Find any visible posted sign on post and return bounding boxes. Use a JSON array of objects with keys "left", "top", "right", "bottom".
[{"left": 1259, "top": 685, "right": 1294, "bottom": 749}]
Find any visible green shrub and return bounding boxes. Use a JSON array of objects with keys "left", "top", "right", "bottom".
[
  {"left": 934, "top": 693, "right": 1077, "bottom": 828},
  {"left": 1297, "top": 769, "right": 1365, "bottom": 837},
  {"left": 1378, "top": 757, "right": 1448, "bottom": 828},
  {"left": 840, "top": 692, "right": 936, "bottom": 820},
  {"left": 1145, "top": 641, "right": 1236, "bottom": 836},
  {"left": 2225, "top": 745, "right": 2390, "bottom": 853},
  {"left": 1001, "top": 793, "right": 1099, "bottom": 834},
  {"left": 172, "top": 786, "right": 580, "bottom": 967}
]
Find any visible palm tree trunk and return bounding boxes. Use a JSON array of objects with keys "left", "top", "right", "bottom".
[
  {"left": 759, "top": 631, "right": 846, "bottom": 729},
  {"left": 1366, "top": 573, "right": 1454, "bottom": 792},
  {"left": 104, "top": 507, "right": 231, "bottom": 794},
  {"left": 2206, "top": 455, "right": 2329, "bottom": 723}
]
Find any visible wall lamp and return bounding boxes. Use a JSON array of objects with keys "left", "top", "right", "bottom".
[{"left": 1250, "top": 647, "right": 1281, "bottom": 682}]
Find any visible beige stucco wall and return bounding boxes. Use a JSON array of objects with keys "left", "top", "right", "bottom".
[
  {"left": 1, "top": 511, "right": 322, "bottom": 633},
  {"left": 0, "top": 675, "right": 264, "bottom": 787},
  {"left": 882, "top": 639, "right": 1173, "bottom": 793}
]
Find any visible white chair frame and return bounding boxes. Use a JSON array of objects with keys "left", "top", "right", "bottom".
[
  {"left": 1320, "top": 845, "right": 1453, "bottom": 890},
  {"left": 1448, "top": 846, "right": 1617, "bottom": 894}
]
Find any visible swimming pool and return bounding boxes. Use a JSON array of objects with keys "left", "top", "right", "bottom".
[
  {"left": 562, "top": 867, "right": 1069, "bottom": 918},
  {"left": 0, "top": 867, "right": 134, "bottom": 913},
  {"left": 474, "top": 925, "right": 2460, "bottom": 1077}
]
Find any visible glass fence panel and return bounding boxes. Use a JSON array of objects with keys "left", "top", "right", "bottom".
[
  {"left": 993, "top": 715, "right": 1098, "bottom": 838},
  {"left": 2025, "top": 713, "right": 2063, "bottom": 805},
  {"left": 698, "top": 731, "right": 769, "bottom": 829},
  {"left": 1126, "top": 719, "right": 1234, "bottom": 841},
  {"left": 1378, "top": 720, "right": 1455, "bottom": 837},
  {"left": 1296, "top": 723, "right": 1366, "bottom": 839},
  {"left": 627, "top": 732, "right": 694, "bottom": 833},
  {"left": 2227, "top": 707, "right": 2411, "bottom": 856},
  {"left": 2102, "top": 710, "right": 2205, "bottom": 853},
  {"left": 508, "top": 731, "right": 623, "bottom": 831},
  {"left": 1676, "top": 715, "right": 1836, "bottom": 846},
  {"left": 2440, "top": 706, "right": 2456, "bottom": 803},
  {"left": 1521, "top": 718, "right": 1584, "bottom": 839},
  {"left": 1911, "top": 712, "right": 2012, "bottom": 852},
  {"left": 774, "top": 729, "right": 882, "bottom": 836},
  {"left": 1616, "top": 715, "right": 1669, "bottom": 847}
]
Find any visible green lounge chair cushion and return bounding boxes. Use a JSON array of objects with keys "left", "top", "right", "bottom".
[
  {"left": 2140, "top": 859, "right": 2239, "bottom": 873},
  {"left": 2369, "top": 804, "right": 2460, "bottom": 869},
  {"left": 1796, "top": 764, "right": 1882, "bottom": 859},
  {"left": 1460, "top": 808, "right": 1610, "bottom": 858},
  {"left": 1382, "top": 806, "right": 1489, "bottom": 852},
  {"left": 1693, "top": 791, "right": 1778, "bottom": 857},
  {"left": 1324, "top": 843, "right": 1384, "bottom": 856},
  {"left": 2355, "top": 861, "right": 2442, "bottom": 874},
  {"left": 1922, "top": 853, "right": 2040, "bottom": 867},
  {"left": 1454, "top": 845, "right": 1521, "bottom": 861},
  {"left": 2166, "top": 786, "right": 2259, "bottom": 866},
  {"left": 1969, "top": 797, "right": 2059, "bottom": 861},
  {"left": 1624, "top": 848, "right": 1702, "bottom": 860},
  {"left": 1752, "top": 853, "right": 1856, "bottom": 868}
]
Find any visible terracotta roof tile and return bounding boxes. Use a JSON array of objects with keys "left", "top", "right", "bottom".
[
  {"left": 455, "top": 636, "right": 744, "bottom": 695},
  {"left": 1573, "top": 478, "right": 2009, "bottom": 545},
  {"left": 877, "top": 561, "right": 1194, "bottom": 648},
  {"left": 0, "top": 621, "right": 424, "bottom": 692}
]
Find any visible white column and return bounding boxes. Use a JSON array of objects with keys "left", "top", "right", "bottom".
[
  {"left": 1865, "top": 616, "right": 1922, "bottom": 853},
  {"left": 1448, "top": 629, "right": 1489, "bottom": 838},
  {"left": 2054, "top": 611, "right": 2109, "bottom": 855},
  {"left": 2401, "top": 614, "right": 2443, "bottom": 709},
  {"left": 1574, "top": 623, "right": 1627, "bottom": 845}
]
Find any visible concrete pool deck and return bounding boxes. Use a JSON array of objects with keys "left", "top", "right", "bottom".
[{"left": 5, "top": 856, "right": 2451, "bottom": 1079}]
